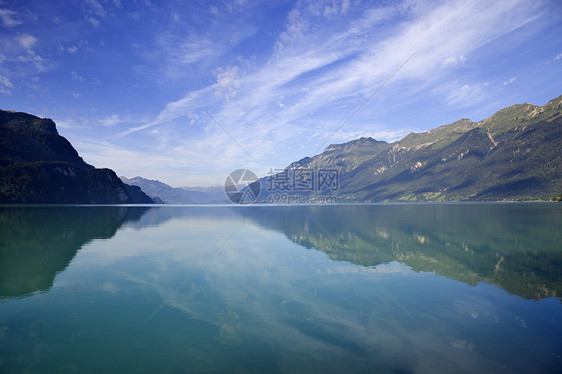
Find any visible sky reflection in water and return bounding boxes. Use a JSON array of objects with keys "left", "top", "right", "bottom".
[{"left": 0, "top": 204, "right": 561, "bottom": 373}]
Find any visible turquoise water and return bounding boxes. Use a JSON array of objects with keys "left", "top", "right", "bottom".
[{"left": 1, "top": 204, "right": 561, "bottom": 373}]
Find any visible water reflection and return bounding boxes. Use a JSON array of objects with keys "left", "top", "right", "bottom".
[
  {"left": 0, "top": 204, "right": 561, "bottom": 373},
  {"left": 0, "top": 206, "right": 149, "bottom": 298},
  {"left": 241, "top": 204, "right": 562, "bottom": 300},
  {"left": 2, "top": 204, "right": 561, "bottom": 301}
]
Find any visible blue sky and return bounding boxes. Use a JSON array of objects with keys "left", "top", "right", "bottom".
[{"left": 1, "top": 0, "right": 562, "bottom": 186}]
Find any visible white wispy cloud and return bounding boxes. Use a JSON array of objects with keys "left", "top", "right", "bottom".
[
  {"left": 214, "top": 65, "right": 240, "bottom": 101},
  {"left": 99, "top": 114, "right": 121, "bottom": 127},
  {"left": 84, "top": 0, "right": 106, "bottom": 18},
  {"left": 81, "top": 0, "right": 550, "bottom": 184},
  {"left": 0, "top": 73, "right": 14, "bottom": 94},
  {"left": 139, "top": 1, "right": 538, "bottom": 137},
  {"left": 443, "top": 55, "right": 467, "bottom": 67},
  {"left": 503, "top": 77, "right": 517, "bottom": 86},
  {"left": 440, "top": 81, "right": 490, "bottom": 107},
  {"left": 63, "top": 113, "right": 133, "bottom": 130},
  {"left": 0, "top": 8, "right": 23, "bottom": 27},
  {"left": 71, "top": 70, "right": 85, "bottom": 82},
  {"left": 17, "top": 49, "right": 48, "bottom": 72},
  {"left": 16, "top": 33, "right": 37, "bottom": 49}
]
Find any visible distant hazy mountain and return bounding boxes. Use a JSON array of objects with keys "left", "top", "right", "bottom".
[
  {"left": 259, "top": 94, "right": 562, "bottom": 202},
  {"left": 120, "top": 176, "right": 227, "bottom": 204},
  {"left": 0, "top": 110, "right": 153, "bottom": 204},
  {"left": 179, "top": 185, "right": 228, "bottom": 202}
]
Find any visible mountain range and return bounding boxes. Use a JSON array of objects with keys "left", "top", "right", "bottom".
[
  {"left": 258, "top": 94, "right": 562, "bottom": 202},
  {"left": 0, "top": 110, "right": 152, "bottom": 204},
  {"left": 2, "top": 94, "right": 561, "bottom": 204},
  {"left": 120, "top": 176, "right": 227, "bottom": 204}
]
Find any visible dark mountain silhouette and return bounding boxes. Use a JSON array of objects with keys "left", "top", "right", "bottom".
[{"left": 0, "top": 110, "right": 153, "bottom": 204}]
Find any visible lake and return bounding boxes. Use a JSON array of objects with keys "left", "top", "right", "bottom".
[{"left": 1, "top": 204, "right": 561, "bottom": 373}]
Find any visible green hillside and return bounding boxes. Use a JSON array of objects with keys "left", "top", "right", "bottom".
[{"left": 263, "top": 94, "right": 562, "bottom": 202}]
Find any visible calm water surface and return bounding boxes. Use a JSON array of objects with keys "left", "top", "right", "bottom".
[{"left": 1, "top": 204, "right": 561, "bottom": 373}]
